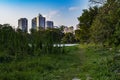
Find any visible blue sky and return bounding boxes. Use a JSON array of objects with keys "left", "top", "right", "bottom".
[{"left": 0, "top": 0, "right": 89, "bottom": 29}]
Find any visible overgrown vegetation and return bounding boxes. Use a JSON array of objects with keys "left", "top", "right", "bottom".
[
  {"left": 76, "top": 0, "right": 120, "bottom": 46},
  {"left": 0, "top": 24, "right": 64, "bottom": 62},
  {"left": 0, "top": 44, "right": 119, "bottom": 80},
  {"left": 78, "top": 44, "right": 119, "bottom": 80},
  {"left": 74, "top": 0, "right": 120, "bottom": 79},
  {"left": 0, "top": 0, "right": 120, "bottom": 79},
  {"left": 0, "top": 45, "right": 80, "bottom": 80}
]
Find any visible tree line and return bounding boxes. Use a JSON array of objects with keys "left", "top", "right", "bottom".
[
  {"left": 0, "top": 24, "right": 64, "bottom": 62},
  {"left": 75, "top": 0, "right": 120, "bottom": 47},
  {"left": 75, "top": 1, "right": 120, "bottom": 78}
]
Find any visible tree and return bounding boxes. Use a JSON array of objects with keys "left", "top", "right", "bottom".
[
  {"left": 0, "top": 23, "right": 64, "bottom": 62},
  {"left": 89, "top": 0, "right": 106, "bottom": 4},
  {"left": 113, "top": 21, "right": 120, "bottom": 46},
  {"left": 91, "top": 0, "right": 120, "bottom": 46},
  {"left": 59, "top": 25, "right": 66, "bottom": 33},
  {"left": 62, "top": 33, "right": 76, "bottom": 43},
  {"left": 78, "top": 6, "right": 98, "bottom": 43},
  {"left": 75, "top": 29, "right": 81, "bottom": 42}
]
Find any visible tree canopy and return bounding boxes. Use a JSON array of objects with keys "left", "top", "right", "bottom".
[{"left": 76, "top": 0, "right": 120, "bottom": 47}]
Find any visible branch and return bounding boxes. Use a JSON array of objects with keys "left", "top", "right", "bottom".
[{"left": 89, "top": 0, "right": 106, "bottom": 4}]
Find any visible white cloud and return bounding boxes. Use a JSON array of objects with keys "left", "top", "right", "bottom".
[
  {"left": 46, "top": 10, "right": 59, "bottom": 20},
  {"left": 69, "top": 6, "right": 80, "bottom": 11}
]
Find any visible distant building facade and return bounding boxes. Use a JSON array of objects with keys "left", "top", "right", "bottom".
[
  {"left": 18, "top": 18, "right": 28, "bottom": 32},
  {"left": 32, "top": 17, "right": 37, "bottom": 29},
  {"left": 37, "top": 14, "right": 46, "bottom": 29},
  {"left": 31, "top": 14, "right": 46, "bottom": 30},
  {"left": 46, "top": 21, "right": 54, "bottom": 29},
  {"left": 31, "top": 14, "right": 57, "bottom": 30}
]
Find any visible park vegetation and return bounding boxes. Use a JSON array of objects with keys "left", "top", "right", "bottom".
[
  {"left": 74, "top": 0, "right": 120, "bottom": 79},
  {"left": 76, "top": 0, "right": 120, "bottom": 46},
  {"left": 0, "top": 24, "right": 64, "bottom": 62},
  {"left": 0, "top": 0, "right": 120, "bottom": 80}
]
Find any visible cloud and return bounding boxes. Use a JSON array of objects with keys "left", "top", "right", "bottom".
[
  {"left": 69, "top": 6, "right": 80, "bottom": 11},
  {"left": 46, "top": 10, "right": 59, "bottom": 20}
]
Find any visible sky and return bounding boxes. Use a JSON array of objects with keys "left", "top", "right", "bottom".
[{"left": 0, "top": 0, "right": 89, "bottom": 29}]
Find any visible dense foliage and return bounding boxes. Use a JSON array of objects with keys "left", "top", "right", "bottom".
[
  {"left": 91, "top": 0, "right": 120, "bottom": 46},
  {"left": 0, "top": 24, "right": 64, "bottom": 62},
  {"left": 62, "top": 33, "right": 76, "bottom": 43},
  {"left": 0, "top": 43, "right": 119, "bottom": 80},
  {"left": 76, "top": 0, "right": 120, "bottom": 46},
  {"left": 77, "top": 6, "right": 98, "bottom": 43},
  {"left": 75, "top": 0, "right": 120, "bottom": 79},
  {"left": 0, "top": 0, "right": 120, "bottom": 79}
]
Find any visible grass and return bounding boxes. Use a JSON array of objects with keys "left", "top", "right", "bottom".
[
  {"left": 0, "top": 44, "right": 119, "bottom": 80},
  {"left": 78, "top": 44, "right": 117, "bottom": 80}
]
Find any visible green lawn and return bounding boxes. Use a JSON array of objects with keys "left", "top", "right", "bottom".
[{"left": 0, "top": 44, "right": 119, "bottom": 80}]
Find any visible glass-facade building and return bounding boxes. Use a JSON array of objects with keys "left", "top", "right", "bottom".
[
  {"left": 46, "top": 21, "right": 54, "bottom": 29},
  {"left": 18, "top": 18, "right": 28, "bottom": 32},
  {"left": 32, "top": 17, "right": 37, "bottom": 29},
  {"left": 37, "top": 14, "right": 46, "bottom": 29}
]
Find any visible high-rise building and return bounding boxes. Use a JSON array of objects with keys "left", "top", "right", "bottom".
[
  {"left": 46, "top": 21, "right": 54, "bottom": 29},
  {"left": 37, "top": 14, "right": 46, "bottom": 29},
  {"left": 32, "top": 17, "right": 37, "bottom": 29},
  {"left": 18, "top": 18, "right": 28, "bottom": 32}
]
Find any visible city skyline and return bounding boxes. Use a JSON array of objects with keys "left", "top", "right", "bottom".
[
  {"left": 31, "top": 14, "right": 54, "bottom": 30},
  {"left": 0, "top": 0, "right": 89, "bottom": 29},
  {"left": 19, "top": 14, "right": 54, "bottom": 32}
]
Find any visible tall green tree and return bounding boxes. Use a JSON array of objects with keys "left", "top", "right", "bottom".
[
  {"left": 91, "top": 0, "right": 120, "bottom": 46},
  {"left": 77, "top": 6, "right": 98, "bottom": 43}
]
